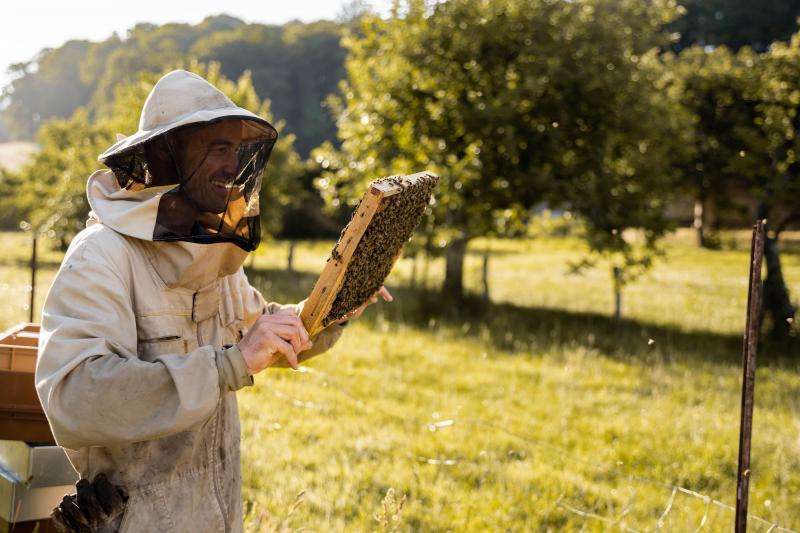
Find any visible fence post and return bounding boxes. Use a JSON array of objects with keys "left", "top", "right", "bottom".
[
  {"left": 735, "top": 219, "right": 766, "bottom": 533},
  {"left": 29, "top": 236, "right": 37, "bottom": 323},
  {"left": 287, "top": 240, "right": 295, "bottom": 273},
  {"left": 613, "top": 267, "right": 622, "bottom": 321},
  {"left": 482, "top": 247, "right": 490, "bottom": 301},
  {"left": 410, "top": 253, "right": 417, "bottom": 289}
]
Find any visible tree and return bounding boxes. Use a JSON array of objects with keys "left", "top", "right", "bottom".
[
  {"left": 314, "top": 0, "right": 686, "bottom": 300},
  {"left": 667, "top": 45, "right": 761, "bottom": 247},
  {"left": 748, "top": 37, "right": 800, "bottom": 339},
  {"left": 669, "top": 41, "right": 798, "bottom": 339}
]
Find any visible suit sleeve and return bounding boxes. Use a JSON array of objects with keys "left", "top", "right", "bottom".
[{"left": 35, "top": 240, "right": 250, "bottom": 451}]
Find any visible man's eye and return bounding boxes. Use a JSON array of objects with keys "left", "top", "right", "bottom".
[{"left": 208, "top": 146, "right": 241, "bottom": 156}]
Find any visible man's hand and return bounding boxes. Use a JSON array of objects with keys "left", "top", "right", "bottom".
[
  {"left": 51, "top": 473, "right": 128, "bottom": 533},
  {"left": 336, "top": 286, "right": 393, "bottom": 324},
  {"left": 238, "top": 287, "right": 392, "bottom": 372},
  {"left": 237, "top": 313, "right": 312, "bottom": 373}
]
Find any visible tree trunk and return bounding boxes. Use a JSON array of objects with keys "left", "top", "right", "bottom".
[
  {"left": 693, "top": 197, "right": 706, "bottom": 248},
  {"left": 410, "top": 253, "right": 417, "bottom": 289},
  {"left": 422, "top": 234, "right": 434, "bottom": 290},
  {"left": 762, "top": 234, "right": 795, "bottom": 340},
  {"left": 758, "top": 204, "right": 796, "bottom": 340},
  {"left": 442, "top": 237, "right": 468, "bottom": 300},
  {"left": 422, "top": 250, "right": 429, "bottom": 290},
  {"left": 481, "top": 248, "right": 490, "bottom": 301},
  {"left": 287, "top": 241, "right": 295, "bottom": 273},
  {"left": 613, "top": 266, "right": 623, "bottom": 321}
]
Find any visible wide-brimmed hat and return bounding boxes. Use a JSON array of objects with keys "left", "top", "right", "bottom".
[{"left": 98, "top": 69, "right": 275, "bottom": 163}]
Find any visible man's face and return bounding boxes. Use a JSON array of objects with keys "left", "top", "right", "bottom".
[{"left": 177, "top": 120, "right": 244, "bottom": 214}]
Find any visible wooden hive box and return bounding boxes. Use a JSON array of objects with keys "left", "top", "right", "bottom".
[
  {"left": 0, "top": 323, "right": 39, "bottom": 373},
  {"left": 300, "top": 171, "right": 438, "bottom": 337},
  {"left": 0, "top": 324, "right": 53, "bottom": 443}
]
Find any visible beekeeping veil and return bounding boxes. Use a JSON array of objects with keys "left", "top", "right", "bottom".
[{"left": 97, "top": 70, "right": 277, "bottom": 252}]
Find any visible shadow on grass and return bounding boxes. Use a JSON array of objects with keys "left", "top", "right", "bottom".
[{"left": 245, "top": 266, "right": 800, "bottom": 367}]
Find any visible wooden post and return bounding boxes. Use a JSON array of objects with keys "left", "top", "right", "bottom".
[
  {"left": 422, "top": 249, "right": 429, "bottom": 290},
  {"left": 481, "top": 247, "right": 490, "bottom": 301},
  {"left": 410, "top": 253, "right": 417, "bottom": 289},
  {"left": 29, "top": 237, "right": 37, "bottom": 323},
  {"left": 735, "top": 219, "right": 766, "bottom": 533},
  {"left": 287, "top": 240, "right": 295, "bottom": 273},
  {"left": 613, "top": 267, "right": 622, "bottom": 321}
]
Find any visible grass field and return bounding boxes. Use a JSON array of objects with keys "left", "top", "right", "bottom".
[{"left": 1, "top": 230, "right": 798, "bottom": 532}]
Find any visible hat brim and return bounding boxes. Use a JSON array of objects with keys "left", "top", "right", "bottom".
[{"left": 98, "top": 108, "right": 273, "bottom": 163}]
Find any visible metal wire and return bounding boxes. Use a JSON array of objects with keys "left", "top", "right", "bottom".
[
  {"left": 656, "top": 487, "right": 678, "bottom": 531},
  {"left": 694, "top": 496, "right": 711, "bottom": 532},
  {"left": 558, "top": 501, "right": 642, "bottom": 533}
]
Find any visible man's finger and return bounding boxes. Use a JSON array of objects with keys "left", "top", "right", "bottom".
[
  {"left": 269, "top": 333, "right": 298, "bottom": 370},
  {"left": 51, "top": 508, "right": 72, "bottom": 533},
  {"left": 265, "top": 323, "right": 308, "bottom": 354},
  {"left": 59, "top": 495, "right": 92, "bottom": 532},
  {"left": 273, "top": 304, "right": 299, "bottom": 316},
  {"left": 93, "top": 473, "right": 125, "bottom": 516},
  {"left": 379, "top": 286, "right": 393, "bottom": 302},
  {"left": 260, "top": 314, "right": 310, "bottom": 345},
  {"left": 76, "top": 479, "right": 107, "bottom": 524},
  {"left": 286, "top": 315, "right": 310, "bottom": 345}
]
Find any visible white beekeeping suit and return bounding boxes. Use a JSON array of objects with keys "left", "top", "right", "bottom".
[{"left": 36, "top": 70, "right": 346, "bottom": 532}]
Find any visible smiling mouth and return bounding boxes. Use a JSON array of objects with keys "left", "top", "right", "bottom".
[{"left": 211, "top": 178, "right": 234, "bottom": 191}]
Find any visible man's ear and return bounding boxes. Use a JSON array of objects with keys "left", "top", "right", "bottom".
[{"left": 143, "top": 136, "right": 178, "bottom": 186}]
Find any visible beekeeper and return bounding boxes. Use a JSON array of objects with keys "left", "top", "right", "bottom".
[{"left": 36, "top": 70, "right": 387, "bottom": 532}]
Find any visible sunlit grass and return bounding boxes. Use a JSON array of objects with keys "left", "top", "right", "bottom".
[
  {"left": 0, "top": 230, "right": 797, "bottom": 531},
  {"left": 239, "top": 230, "right": 799, "bottom": 531}
]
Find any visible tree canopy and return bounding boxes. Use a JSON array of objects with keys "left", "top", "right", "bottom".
[
  {"left": 314, "top": 0, "right": 688, "bottom": 297},
  {"left": 0, "top": 2, "right": 797, "bottom": 335}
]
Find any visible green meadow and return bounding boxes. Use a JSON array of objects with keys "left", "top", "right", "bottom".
[{"left": 1, "top": 231, "right": 798, "bottom": 532}]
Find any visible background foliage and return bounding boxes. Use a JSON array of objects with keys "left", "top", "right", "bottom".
[{"left": 0, "top": 0, "right": 798, "bottom": 330}]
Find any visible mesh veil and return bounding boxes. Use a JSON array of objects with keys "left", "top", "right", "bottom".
[{"left": 103, "top": 116, "right": 277, "bottom": 251}]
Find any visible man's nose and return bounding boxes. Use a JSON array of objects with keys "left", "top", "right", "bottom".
[{"left": 222, "top": 150, "right": 238, "bottom": 175}]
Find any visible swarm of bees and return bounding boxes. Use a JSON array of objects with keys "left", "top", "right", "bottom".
[{"left": 321, "top": 173, "right": 438, "bottom": 327}]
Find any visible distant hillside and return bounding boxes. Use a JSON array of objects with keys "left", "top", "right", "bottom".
[
  {"left": 0, "top": 15, "right": 348, "bottom": 157},
  {"left": 0, "top": 142, "right": 38, "bottom": 172}
]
